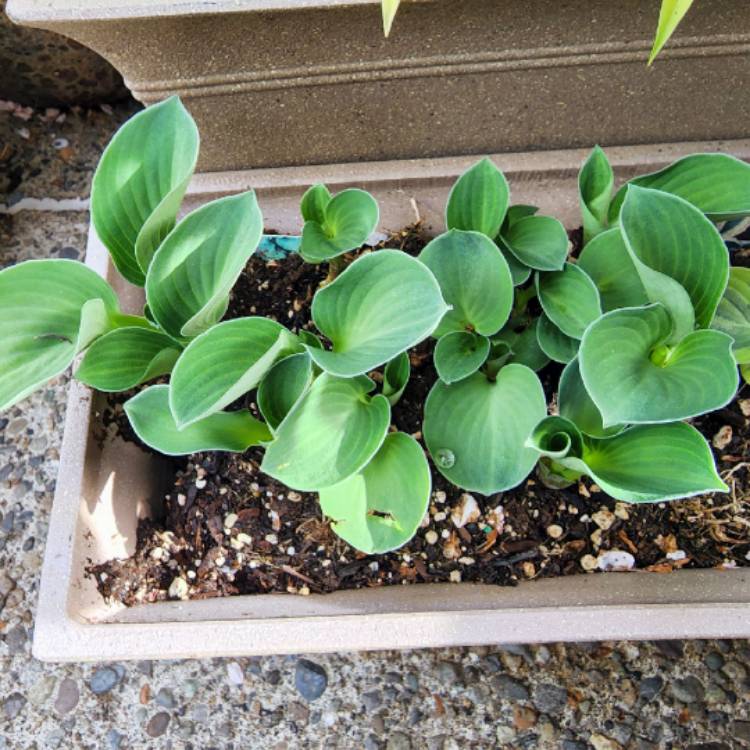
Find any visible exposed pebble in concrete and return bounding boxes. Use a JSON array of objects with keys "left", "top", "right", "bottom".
[{"left": 295, "top": 659, "right": 328, "bottom": 701}]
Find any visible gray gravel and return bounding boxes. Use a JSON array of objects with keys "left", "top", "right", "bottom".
[{"left": 1, "top": 103, "right": 750, "bottom": 749}]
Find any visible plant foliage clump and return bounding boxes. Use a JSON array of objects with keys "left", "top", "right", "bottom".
[{"left": 2, "top": 97, "right": 749, "bottom": 555}]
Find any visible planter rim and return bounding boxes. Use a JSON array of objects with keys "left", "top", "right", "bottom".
[
  {"left": 34, "top": 141, "right": 750, "bottom": 662},
  {"left": 7, "top": 0, "right": 405, "bottom": 23}
]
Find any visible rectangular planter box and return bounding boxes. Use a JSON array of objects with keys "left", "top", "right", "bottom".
[
  {"left": 34, "top": 141, "right": 750, "bottom": 662},
  {"left": 8, "top": 0, "right": 750, "bottom": 172}
]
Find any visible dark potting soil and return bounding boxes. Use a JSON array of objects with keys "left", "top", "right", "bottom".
[{"left": 90, "top": 228, "right": 750, "bottom": 606}]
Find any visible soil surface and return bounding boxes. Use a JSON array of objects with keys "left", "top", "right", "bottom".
[{"left": 91, "top": 229, "right": 750, "bottom": 605}]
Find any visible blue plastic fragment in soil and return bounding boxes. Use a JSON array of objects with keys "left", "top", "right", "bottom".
[{"left": 258, "top": 234, "right": 301, "bottom": 260}]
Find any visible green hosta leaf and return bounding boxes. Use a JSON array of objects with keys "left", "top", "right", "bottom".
[
  {"left": 124, "top": 384, "right": 270, "bottom": 456},
  {"left": 527, "top": 417, "right": 725, "bottom": 502},
  {"left": 419, "top": 230, "right": 513, "bottom": 337},
  {"left": 558, "top": 358, "right": 624, "bottom": 439},
  {"left": 582, "top": 422, "right": 726, "bottom": 502},
  {"left": 610, "top": 153, "right": 750, "bottom": 223},
  {"left": 579, "top": 146, "right": 613, "bottom": 244},
  {"left": 257, "top": 352, "right": 313, "bottom": 432},
  {"left": 298, "top": 330, "right": 323, "bottom": 349},
  {"left": 423, "top": 365, "right": 546, "bottom": 495},
  {"left": 493, "top": 319, "right": 549, "bottom": 371},
  {"left": 381, "top": 0, "right": 401, "bottom": 36},
  {"left": 620, "top": 185, "right": 729, "bottom": 341},
  {"left": 75, "top": 326, "right": 180, "bottom": 392},
  {"left": 382, "top": 351, "right": 410, "bottom": 405},
  {"left": 536, "top": 263, "right": 601, "bottom": 339},
  {"left": 170, "top": 317, "right": 299, "bottom": 428},
  {"left": 711, "top": 267, "right": 750, "bottom": 362},
  {"left": 649, "top": 0, "right": 695, "bottom": 64},
  {"left": 577, "top": 228, "right": 648, "bottom": 312},
  {"left": 261, "top": 373, "right": 390, "bottom": 490},
  {"left": 446, "top": 159, "right": 509, "bottom": 239},
  {"left": 0, "top": 259, "right": 119, "bottom": 410},
  {"left": 536, "top": 313, "right": 580, "bottom": 364},
  {"left": 503, "top": 215, "right": 568, "bottom": 271},
  {"left": 309, "top": 250, "right": 448, "bottom": 377},
  {"left": 434, "top": 331, "right": 490, "bottom": 384},
  {"left": 320, "top": 432, "right": 430, "bottom": 554},
  {"left": 146, "top": 192, "right": 263, "bottom": 341},
  {"left": 300, "top": 189, "right": 379, "bottom": 263},
  {"left": 496, "top": 237, "right": 531, "bottom": 286},
  {"left": 91, "top": 97, "right": 199, "bottom": 285},
  {"left": 501, "top": 205, "right": 539, "bottom": 234},
  {"left": 579, "top": 304, "right": 738, "bottom": 425},
  {"left": 300, "top": 184, "right": 331, "bottom": 225}
]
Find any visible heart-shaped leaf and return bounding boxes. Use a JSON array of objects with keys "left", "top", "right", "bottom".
[
  {"left": 381, "top": 0, "right": 401, "bottom": 36},
  {"left": 649, "top": 0, "right": 694, "bottom": 64},
  {"left": 418, "top": 230, "right": 513, "bottom": 337},
  {"left": 577, "top": 228, "right": 648, "bottom": 312},
  {"left": 382, "top": 351, "right": 411, "bottom": 405},
  {"left": 309, "top": 250, "right": 449, "bottom": 377},
  {"left": 300, "top": 188, "right": 379, "bottom": 263},
  {"left": 91, "top": 96, "right": 199, "bottom": 285},
  {"left": 319, "top": 432, "right": 430, "bottom": 554},
  {"left": 503, "top": 215, "right": 568, "bottom": 271},
  {"left": 75, "top": 326, "right": 181, "bottom": 392},
  {"left": 492, "top": 319, "right": 549, "bottom": 371},
  {"left": 423, "top": 365, "right": 546, "bottom": 495},
  {"left": 446, "top": 158, "right": 509, "bottom": 239},
  {"left": 578, "top": 145, "right": 613, "bottom": 244},
  {"left": 258, "top": 352, "right": 313, "bottom": 431},
  {"left": 610, "top": 153, "right": 750, "bottom": 222},
  {"left": 169, "top": 317, "right": 299, "bottom": 428},
  {"left": 558, "top": 358, "right": 624, "bottom": 439},
  {"left": 536, "top": 313, "right": 579, "bottom": 364},
  {"left": 0, "top": 259, "right": 119, "bottom": 410},
  {"left": 620, "top": 185, "right": 729, "bottom": 342},
  {"left": 579, "top": 304, "right": 738, "bottom": 425},
  {"left": 712, "top": 267, "right": 750, "bottom": 362},
  {"left": 536, "top": 263, "right": 601, "bottom": 339},
  {"left": 261, "top": 373, "right": 390, "bottom": 490},
  {"left": 434, "top": 331, "right": 490, "bottom": 384},
  {"left": 527, "top": 416, "right": 725, "bottom": 503},
  {"left": 125, "top": 384, "right": 271, "bottom": 456},
  {"left": 145, "top": 191, "right": 263, "bottom": 341},
  {"left": 582, "top": 421, "right": 726, "bottom": 502}
]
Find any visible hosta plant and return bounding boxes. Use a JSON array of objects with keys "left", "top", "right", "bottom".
[{"left": 2, "top": 97, "right": 749, "bottom": 561}]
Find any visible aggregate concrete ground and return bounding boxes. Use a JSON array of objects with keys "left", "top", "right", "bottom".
[{"left": 1, "top": 102, "right": 749, "bottom": 750}]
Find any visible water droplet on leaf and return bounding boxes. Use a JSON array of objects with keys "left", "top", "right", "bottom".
[{"left": 436, "top": 448, "right": 455, "bottom": 468}]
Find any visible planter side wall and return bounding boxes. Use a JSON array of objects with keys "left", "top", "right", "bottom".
[
  {"left": 9, "top": 0, "right": 750, "bottom": 171},
  {"left": 33, "top": 141, "right": 750, "bottom": 662}
]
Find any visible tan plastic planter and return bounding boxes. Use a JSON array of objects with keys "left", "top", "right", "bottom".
[
  {"left": 34, "top": 141, "right": 750, "bottom": 662},
  {"left": 8, "top": 0, "right": 750, "bottom": 172}
]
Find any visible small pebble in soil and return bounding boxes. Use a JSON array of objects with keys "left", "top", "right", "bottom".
[
  {"left": 597, "top": 550, "right": 635, "bottom": 571},
  {"left": 547, "top": 524, "right": 563, "bottom": 539},
  {"left": 580, "top": 555, "right": 598, "bottom": 571},
  {"left": 451, "top": 493, "right": 480, "bottom": 528},
  {"left": 592, "top": 508, "right": 616, "bottom": 531},
  {"left": 168, "top": 576, "right": 189, "bottom": 600},
  {"left": 295, "top": 659, "right": 328, "bottom": 701}
]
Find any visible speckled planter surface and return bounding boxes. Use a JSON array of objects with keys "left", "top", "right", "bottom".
[
  {"left": 7, "top": 0, "right": 750, "bottom": 171},
  {"left": 0, "top": 0, "right": 127, "bottom": 107},
  {"left": 33, "top": 140, "right": 750, "bottom": 663}
]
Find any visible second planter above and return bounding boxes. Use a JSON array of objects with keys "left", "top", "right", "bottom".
[{"left": 7, "top": 0, "right": 750, "bottom": 172}]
